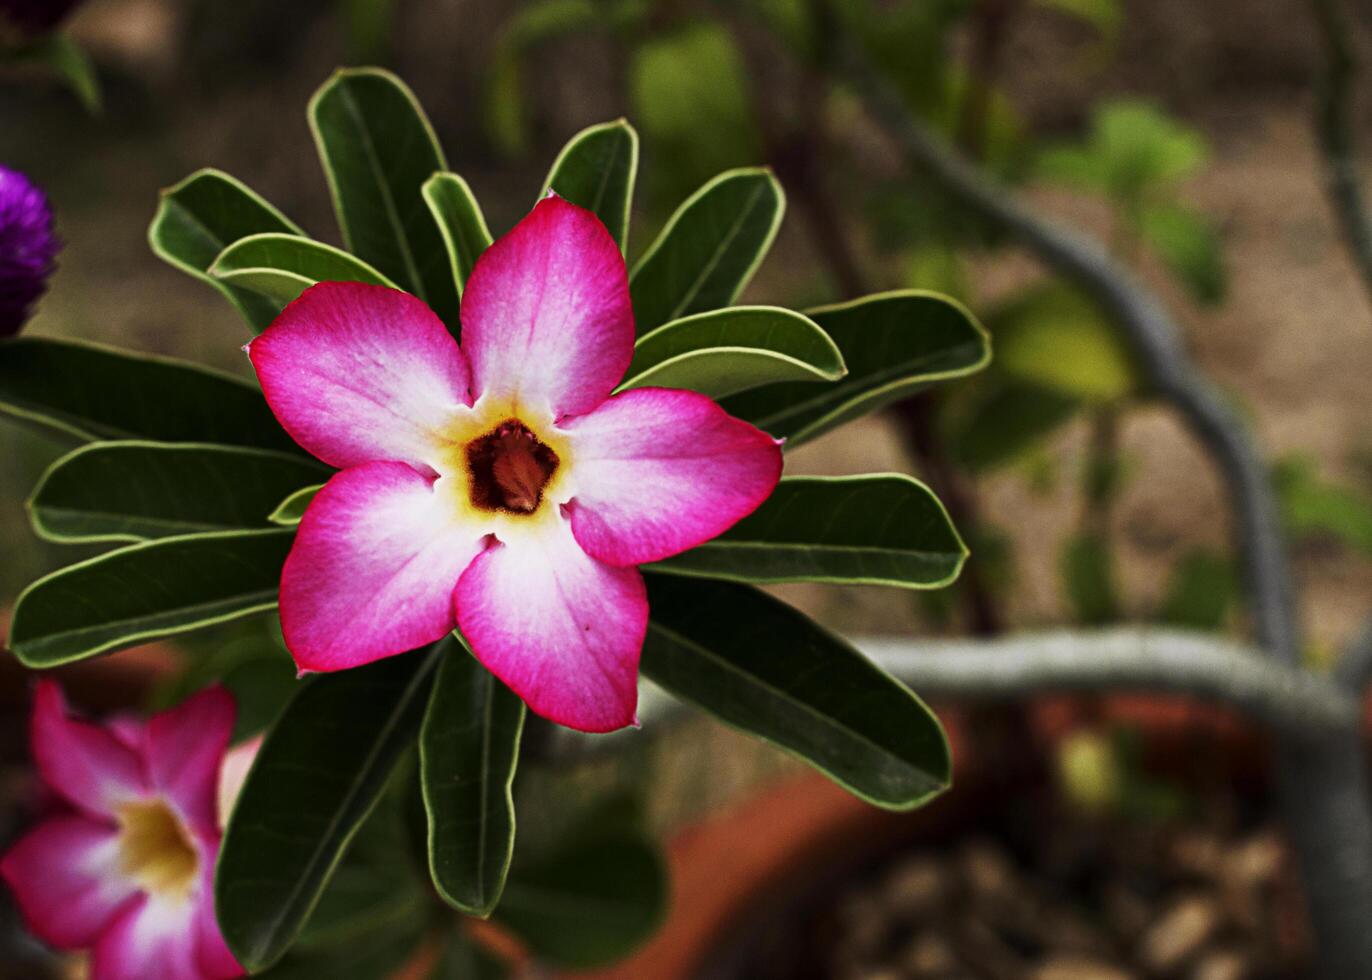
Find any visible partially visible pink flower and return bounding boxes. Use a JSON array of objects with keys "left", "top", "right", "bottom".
[
  {"left": 248, "top": 195, "right": 783, "bottom": 733},
  {"left": 0, "top": 682, "right": 244, "bottom": 980}
]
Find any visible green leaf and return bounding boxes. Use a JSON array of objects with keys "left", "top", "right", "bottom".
[
  {"left": 420, "top": 642, "right": 525, "bottom": 917},
  {"left": 428, "top": 933, "right": 507, "bottom": 979},
  {"left": 217, "top": 643, "right": 445, "bottom": 972},
  {"left": 640, "top": 574, "right": 951, "bottom": 810},
  {"left": 1061, "top": 532, "right": 1120, "bottom": 625},
  {"left": 723, "top": 291, "right": 990, "bottom": 447},
  {"left": 651, "top": 475, "right": 966, "bottom": 588},
  {"left": 621, "top": 306, "right": 845, "bottom": 398},
  {"left": 28, "top": 441, "right": 327, "bottom": 543},
  {"left": 542, "top": 119, "right": 639, "bottom": 254},
  {"left": 494, "top": 817, "right": 666, "bottom": 968},
  {"left": 990, "top": 283, "right": 1139, "bottom": 402},
  {"left": 422, "top": 173, "right": 494, "bottom": 297},
  {"left": 309, "top": 68, "right": 461, "bottom": 330},
  {"left": 148, "top": 169, "right": 304, "bottom": 332},
  {"left": 629, "top": 168, "right": 784, "bottom": 334},
  {"left": 1158, "top": 547, "right": 1234, "bottom": 630},
  {"left": 1274, "top": 456, "right": 1372, "bottom": 555},
  {"left": 16, "top": 33, "right": 101, "bottom": 112},
  {"left": 270, "top": 484, "right": 324, "bottom": 526},
  {"left": 629, "top": 22, "right": 760, "bottom": 205},
  {"left": 1138, "top": 203, "right": 1227, "bottom": 305},
  {"left": 0, "top": 337, "right": 298, "bottom": 452},
  {"left": 946, "top": 379, "right": 1082, "bottom": 473},
  {"left": 9, "top": 528, "right": 294, "bottom": 668},
  {"left": 209, "top": 233, "right": 397, "bottom": 305}
]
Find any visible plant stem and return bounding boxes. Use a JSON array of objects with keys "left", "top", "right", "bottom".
[
  {"left": 553, "top": 628, "right": 1357, "bottom": 756},
  {"left": 836, "top": 36, "right": 1372, "bottom": 977},
  {"left": 1311, "top": 0, "right": 1372, "bottom": 310}
]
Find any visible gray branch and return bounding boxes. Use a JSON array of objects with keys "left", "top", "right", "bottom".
[
  {"left": 832, "top": 37, "right": 1372, "bottom": 977},
  {"left": 858, "top": 631, "right": 1356, "bottom": 736},
  {"left": 837, "top": 41, "right": 1300, "bottom": 668},
  {"left": 1335, "top": 614, "right": 1372, "bottom": 692},
  {"left": 1311, "top": 0, "right": 1372, "bottom": 309}
]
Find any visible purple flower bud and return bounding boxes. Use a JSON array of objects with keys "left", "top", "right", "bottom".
[
  {"left": 0, "top": 0, "right": 84, "bottom": 38},
  {"left": 0, "top": 164, "right": 60, "bottom": 336}
]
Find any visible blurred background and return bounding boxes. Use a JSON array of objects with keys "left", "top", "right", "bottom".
[{"left": 2, "top": 0, "right": 1372, "bottom": 977}]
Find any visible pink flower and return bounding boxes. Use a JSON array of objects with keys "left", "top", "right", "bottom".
[
  {"left": 248, "top": 195, "right": 783, "bottom": 732},
  {"left": 0, "top": 682, "right": 245, "bottom": 980}
]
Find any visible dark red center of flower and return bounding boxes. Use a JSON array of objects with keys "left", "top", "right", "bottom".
[{"left": 466, "top": 419, "right": 560, "bottom": 514}]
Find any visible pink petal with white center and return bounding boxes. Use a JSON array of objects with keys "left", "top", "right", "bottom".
[
  {"left": 0, "top": 815, "right": 137, "bottom": 949},
  {"left": 455, "top": 519, "right": 646, "bottom": 733},
  {"left": 281, "top": 461, "right": 484, "bottom": 673},
  {"left": 461, "top": 196, "right": 634, "bottom": 418},
  {"left": 563, "top": 387, "right": 783, "bottom": 566},
  {"left": 31, "top": 681, "right": 147, "bottom": 818},
  {"left": 248, "top": 282, "right": 471, "bottom": 470},
  {"left": 145, "top": 687, "right": 235, "bottom": 837},
  {"left": 92, "top": 894, "right": 205, "bottom": 980}
]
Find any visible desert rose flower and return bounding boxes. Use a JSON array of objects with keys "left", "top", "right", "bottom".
[
  {"left": 0, "top": 0, "right": 84, "bottom": 38},
  {"left": 0, "top": 163, "right": 60, "bottom": 336},
  {"left": 248, "top": 195, "right": 783, "bottom": 733},
  {"left": 0, "top": 682, "right": 245, "bottom": 980}
]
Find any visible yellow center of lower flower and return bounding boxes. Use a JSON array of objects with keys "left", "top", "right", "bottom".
[
  {"left": 464, "top": 418, "right": 562, "bottom": 515},
  {"left": 116, "top": 799, "right": 199, "bottom": 902}
]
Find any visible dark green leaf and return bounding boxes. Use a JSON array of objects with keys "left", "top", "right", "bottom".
[
  {"left": 0, "top": 337, "right": 297, "bottom": 452},
  {"left": 422, "top": 173, "right": 493, "bottom": 296},
  {"left": 542, "top": 119, "right": 638, "bottom": 253},
  {"left": 309, "top": 68, "right": 461, "bottom": 329},
  {"left": 420, "top": 643, "right": 525, "bottom": 917},
  {"left": 270, "top": 484, "right": 324, "bottom": 526},
  {"left": 1158, "top": 547, "right": 1234, "bottom": 630},
  {"left": 723, "top": 291, "right": 990, "bottom": 446},
  {"left": 1061, "top": 532, "right": 1120, "bottom": 625},
  {"left": 495, "top": 820, "right": 666, "bottom": 968},
  {"left": 651, "top": 475, "right": 965, "bottom": 587},
  {"left": 629, "top": 168, "right": 783, "bottom": 334},
  {"left": 217, "top": 643, "right": 445, "bottom": 972},
  {"left": 1138, "top": 203, "right": 1227, "bottom": 305},
  {"left": 641, "top": 574, "right": 950, "bottom": 810},
  {"left": 621, "top": 306, "right": 844, "bottom": 398},
  {"left": 210, "top": 233, "right": 397, "bottom": 305},
  {"left": 29, "top": 442, "right": 327, "bottom": 543},
  {"left": 16, "top": 33, "right": 101, "bottom": 112},
  {"left": 148, "top": 169, "right": 304, "bottom": 331},
  {"left": 9, "top": 528, "right": 294, "bottom": 668},
  {"left": 946, "top": 379, "right": 1081, "bottom": 473},
  {"left": 428, "top": 932, "right": 508, "bottom": 980}
]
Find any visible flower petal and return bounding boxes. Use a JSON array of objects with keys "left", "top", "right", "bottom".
[
  {"left": 145, "top": 687, "right": 236, "bottom": 838},
  {"left": 563, "top": 387, "right": 783, "bottom": 566},
  {"left": 247, "top": 282, "right": 471, "bottom": 470},
  {"left": 0, "top": 815, "right": 137, "bottom": 949},
  {"left": 31, "top": 681, "right": 147, "bottom": 818},
  {"left": 281, "top": 461, "right": 484, "bottom": 672},
  {"left": 455, "top": 519, "right": 646, "bottom": 732},
  {"left": 461, "top": 196, "right": 634, "bottom": 418},
  {"left": 92, "top": 894, "right": 205, "bottom": 980},
  {"left": 216, "top": 736, "right": 262, "bottom": 832},
  {"left": 193, "top": 857, "right": 241, "bottom": 979}
]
